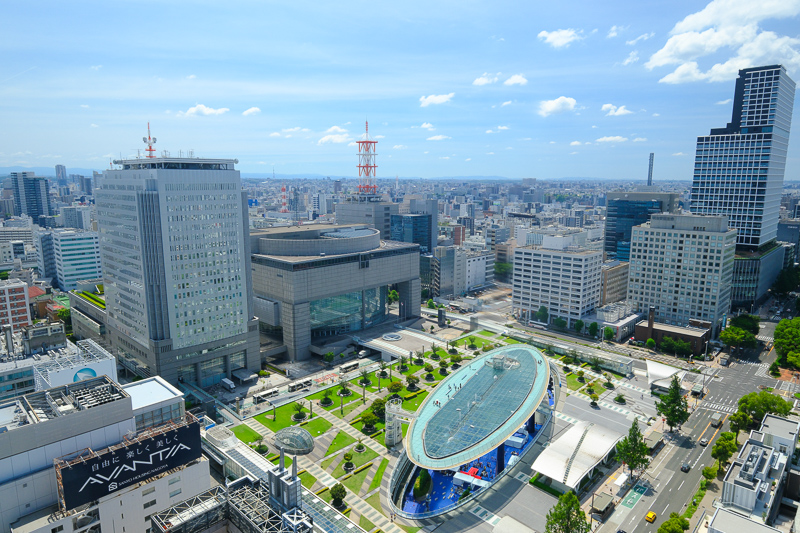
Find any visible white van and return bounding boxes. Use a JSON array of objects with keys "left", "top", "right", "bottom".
[{"left": 221, "top": 378, "right": 236, "bottom": 392}]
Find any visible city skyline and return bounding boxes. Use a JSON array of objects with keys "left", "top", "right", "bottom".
[{"left": 2, "top": 0, "right": 800, "bottom": 180}]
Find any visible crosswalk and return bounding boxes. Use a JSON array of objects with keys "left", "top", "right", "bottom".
[
  {"left": 698, "top": 402, "right": 737, "bottom": 414},
  {"left": 757, "top": 334, "right": 773, "bottom": 343},
  {"left": 728, "top": 361, "right": 771, "bottom": 377}
]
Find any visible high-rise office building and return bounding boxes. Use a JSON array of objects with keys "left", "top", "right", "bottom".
[
  {"left": 60, "top": 205, "right": 93, "bottom": 229},
  {"left": 690, "top": 65, "right": 795, "bottom": 308},
  {"left": 604, "top": 192, "right": 679, "bottom": 262},
  {"left": 691, "top": 65, "right": 795, "bottom": 248},
  {"left": 626, "top": 214, "right": 736, "bottom": 335},
  {"left": 11, "top": 172, "right": 52, "bottom": 220},
  {"left": 96, "top": 156, "right": 259, "bottom": 385},
  {"left": 54, "top": 164, "right": 67, "bottom": 186},
  {"left": 391, "top": 213, "right": 433, "bottom": 253},
  {"left": 52, "top": 230, "right": 103, "bottom": 291}
]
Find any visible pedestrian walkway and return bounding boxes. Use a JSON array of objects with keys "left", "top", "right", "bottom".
[
  {"left": 313, "top": 403, "right": 386, "bottom": 455},
  {"left": 698, "top": 403, "right": 736, "bottom": 414}
]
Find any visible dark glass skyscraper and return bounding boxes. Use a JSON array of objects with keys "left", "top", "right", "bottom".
[
  {"left": 604, "top": 192, "right": 678, "bottom": 262},
  {"left": 690, "top": 65, "right": 795, "bottom": 249},
  {"left": 390, "top": 213, "right": 433, "bottom": 253}
]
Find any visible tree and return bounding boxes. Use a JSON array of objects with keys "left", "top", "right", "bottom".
[
  {"left": 438, "top": 359, "right": 448, "bottom": 374},
  {"left": 712, "top": 432, "right": 739, "bottom": 470},
  {"left": 378, "top": 362, "right": 387, "bottom": 392},
  {"left": 603, "top": 327, "right": 614, "bottom": 341},
  {"left": 406, "top": 375, "right": 419, "bottom": 390},
  {"left": 657, "top": 513, "right": 690, "bottom": 533},
  {"left": 323, "top": 351, "right": 335, "bottom": 364},
  {"left": 544, "top": 491, "right": 590, "bottom": 533},
  {"left": 387, "top": 288, "right": 399, "bottom": 304},
  {"left": 388, "top": 381, "right": 403, "bottom": 393},
  {"left": 674, "top": 339, "right": 692, "bottom": 357},
  {"left": 330, "top": 483, "right": 346, "bottom": 508},
  {"left": 468, "top": 336, "right": 477, "bottom": 348},
  {"left": 57, "top": 308, "right": 71, "bottom": 326},
  {"left": 730, "top": 314, "right": 760, "bottom": 336},
  {"left": 451, "top": 353, "right": 463, "bottom": 365},
  {"left": 361, "top": 412, "right": 379, "bottom": 432},
  {"left": 576, "top": 370, "right": 584, "bottom": 382},
  {"left": 737, "top": 390, "right": 792, "bottom": 422},
  {"left": 535, "top": 305, "right": 549, "bottom": 324},
  {"left": 399, "top": 355, "right": 408, "bottom": 371},
  {"left": 292, "top": 401, "right": 305, "bottom": 420},
  {"left": 774, "top": 318, "right": 800, "bottom": 366},
  {"left": 616, "top": 420, "right": 650, "bottom": 479},
  {"left": 655, "top": 375, "right": 690, "bottom": 432},
  {"left": 371, "top": 397, "right": 386, "bottom": 418},
  {"left": 772, "top": 267, "right": 799, "bottom": 295},
  {"left": 553, "top": 317, "right": 567, "bottom": 329},
  {"left": 588, "top": 322, "right": 599, "bottom": 337},
  {"left": 728, "top": 411, "right": 751, "bottom": 441},
  {"left": 720, "top": 326, "right": 757, "bottom": 354},
  {"left": 573, "top": 320, "right": 584, "bottom": 334},
  {"left": 646, "top": 338, "right": 656, "bottom": 349},
  {"left": 494, "top": 261, "right": 512, "bottom": 282},
  {"left": 660, "top": 336, "right": 676, "bottom": 354}
]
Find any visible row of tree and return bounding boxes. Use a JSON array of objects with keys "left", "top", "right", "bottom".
[{"left": 533, "top": 306, "right": 614, "bottom": 339}]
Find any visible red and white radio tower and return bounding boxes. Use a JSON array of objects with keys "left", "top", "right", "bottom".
[
  {"left": 142, "top": 122, "right": 157, "bottom": 159},
  {"left": 357, "top": 121, "right": 378, "bottom": 195},
  {"left": 280, "top": 184, "right": 289, "bottom": 213}
]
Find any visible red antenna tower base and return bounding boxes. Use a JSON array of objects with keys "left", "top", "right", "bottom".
[{"left": 357, "top": 121, "right": 378, "bottom": 195}]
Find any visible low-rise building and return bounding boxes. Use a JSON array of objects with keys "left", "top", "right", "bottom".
[
  {"left": 600, "top": 260, "right": 629, "bottom": 305},
  {"left": 0, "top": 279, "right": 31, "bottom": 332},
  {"left": 466, "top": 250, "right": 495, "bottom": 291},
  {"left": 634, "top": 307, "right": 711, "bottom": 357}
]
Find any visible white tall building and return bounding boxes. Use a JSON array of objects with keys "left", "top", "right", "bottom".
[
  {"left": 465, "top": 250, "right": 494, "bottom": 291},
  {"left": 53, "top": 230, "right": 102, "bottom": 291},
  {"left": 512, "top": 237, "right": 602, "bottom": 327},
  {"left": 95, "top": 156, "right": 259, "bottom": 385},
  {"left": 60, "top": 205, "right": 93, "bottom": 230},
  {"left": 626, "top": 214, "right": 736, "bottom": 334}
]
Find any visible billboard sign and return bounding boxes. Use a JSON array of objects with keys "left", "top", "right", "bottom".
[{"left": 59, "top": 421, "right": 201, "bottom": 510}]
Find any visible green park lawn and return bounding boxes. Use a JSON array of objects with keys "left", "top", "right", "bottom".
[
  {"left": 368, "top": 458, "right": 389, "bottom": 492},
  {"left": 302, "top": 416, "right": 333, "bottom": 437},
  {"left": 501, "top": 336, "right": 521, "bottom": 344},
  {"left": 365, "top": 491, "right": 383, "bottom": 513},
  {"left": 326, "top": 431, "right": 357, "bottom": 456},
  {"left": 299, "top": 471, "right": 317, "bottom": 489},
  {"left": 351, "top": 418, "right": 386, "bottom": 436},
  {"left": 268, "top": 455, "right": 293, "bottom": 468},
  {"left": 359, "top": 515, "right": 375, "bottom": 532},
  {"left": 231, "top": 424, "right": 262, "bottom": 444},
  {"left": 477, "top": 329, "right": 496, "bottom": 337},
  {"left": 331, "top": 397, "right": 366, "bottom": 419},
  {"left": 254, "top": 403, "right": 312, "bottom": 432},
  {"left": 457, "top": 335, "right": 493, "bottom": 348},
  {"left": 565, "top": 373, "right": 586, "bottom": 391},
  {"left": 402, "top": 391, "right": 429, "bottom": 411},
  {"left": 342, "top": 465, "right": 371, "bottom": 494},
  {"left": 332, "top": 448, "right": 379, "bottom": 478}
]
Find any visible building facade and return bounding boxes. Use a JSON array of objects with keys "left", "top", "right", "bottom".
[
  {"left": 52, "top": 230, "right": 102, "bottom": 291},
  {"left": 600, "top": 260, "right": 630, "bottom": 305},
  {"left": 626, "top": 214, "right": 736, "bottom": 335},
  {"left": 95, "top": 157, "right": 259, "bottom": 385},
  {"left": 10, "top": 172, "right": 52, "bottom": 220},
  {"left": 390, "top": 213, "right": 433, "bottom": 253},
  {"left": 335, "top": 199, "right": 398, "bottom": 240},
  {"left": 0, "top": 279, "right": 31, "bottom": 331},
  {"left": 466, "top": 250, "right": 495, "bottom": 291},
  {"left": 512, "top": 245, "right": 602, "bottom": 327},
  {"left": 60, "top": 205, "right": 93, "bottom": 230},
  {"left": 604, "top": 192, "right": 679, "bottom": 262}
]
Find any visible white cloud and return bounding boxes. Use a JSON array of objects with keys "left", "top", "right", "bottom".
[
  {"left": 427, "top": 135, "right": 451, "bottom": 141},
  {"left": 421, "top": 122, "right": 435, "bottom": 130},
  {"left": 504, "top": 74, "right": 528, "bottom": 86},
  {"left": 465, "top": 158, "right": 471, "bottom": 161},
  {"left": 90, "top": 124, "right": 98, "bottom": 128},
  {"left": 633, "top": 137, "right": 647, "bottom": 142},
  {"left": 242, "top": 107, "right": 261, "bottom": 116},
  {"left": 626, "top": 32, "right": 655, "bottom": 45},
  {"left": 646, "top": 0, "right": 800, "bottom": 84},
  {"left": 716, "top": 98, "right": 732, "bottom": 105},
  {"left": 347, "top": 142, "right": 357, "bottom": 147},
  {"left": 486, "top": 152, "right": 495, "bottom": 155},
  {"left": 673, "top": 152, "right": 687, "bottom": 156},
  {"left": 80, "top": 104, "right": 89, "bottom": 108},
  {"left": 420, "top": 93, "right": 454, "bottom": 107},
  {"left": 269, "top": 132, "right": 281, "bottom": 137},
  {"left": 607, "top": 25, "right": 626, "bottom": 38},
  {"left": 570, "top": 141, "right": 582, "bottom": 146},
  {"left": 439, "top": 156, "right": 450, "bottom": 160},
  {"left": 623, "top": 51, "right": 640, "bottom": 66},
  {"left": 178, "top": 104, "right": 230, "bottom": 117},
  {"left": 473, "top": 72, "right": 499, "bottom": 85},
  {"left": 596, "top": 136, "right": 629, "bottom": 143},
  {"left": 186, "top": 74, "right": 196, "bottom": 79},
  {"left": 570, "top": 151, "right": 579, "bottom": 155},
  {"left": 501, "top": 101, "right": 512, "bottom": 107},
  {"left": 538, "top": 96, "right": 577, "bottom": 117},
  {"left": 375, "top": 135, "right": 385, "bottom": 139},
  {"left": 497, "top": 125, "right": 509, "bottom": 130},
  {"left": 653, "top": 113, "right": 661, "bottom": 117},
  {"left": 318, "top": 134, "right": 351, "bottom": 145},
  {"left": 537, "top": 29, "right": 583, "bottom": 48},
  {"left": 549, "top": 141, "right": 556, "bottom": 144},
  {"left": 393, "top": 145, "right": 408, "bottom": 149},
  {"left": 90, "top": 65, "right": 102, "bottom": 70},
  {"left": 486, "top": 130, "right": 494, "bottom": 133},
  {"left": 602, "top": 103, "right": 634, "bottom": 116},
  {"left": 424, "top": 151, "right": 429, "bottom": 154},
  {"left": 325, "top": 126, "right": 347, "bottom": 133}
]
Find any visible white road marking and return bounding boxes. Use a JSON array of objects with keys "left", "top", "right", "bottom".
[{"left": 678, "top": 480, "right": 684, "bottom": 491}]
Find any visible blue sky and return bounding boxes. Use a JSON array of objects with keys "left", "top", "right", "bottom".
[{"left": 1, "top": 0, "right": 799, "bottom": 180}]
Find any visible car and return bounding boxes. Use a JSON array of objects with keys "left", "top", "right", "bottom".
[
  {"left": 699, "top": 438, "right": 709, "bottom": 446},
  {"left": 645, "top": 511, "right": 657, "bottom": 523},
  {"left": 681, "top": 463, "right": 691, "bottom": 472}
]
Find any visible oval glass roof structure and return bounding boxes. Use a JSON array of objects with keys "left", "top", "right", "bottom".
[
  {"left": 272, "top": 426, "right": 315, "bottom": 456},
  {"left": 405, "top": 344, "right": 549, "bottom": 470}
]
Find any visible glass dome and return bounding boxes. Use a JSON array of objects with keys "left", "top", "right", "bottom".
[{"left": 272, "top": 426, "right": 315, "bottom": 455}]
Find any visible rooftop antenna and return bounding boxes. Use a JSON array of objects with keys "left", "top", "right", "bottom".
[
  {"left": 357, "top": 120, "right": 378, "bottom": 195},
  {"left": 142, "top": 123, "right": 157, "bottom": 159},
  {"left": 647, "top": 152, "right": 654, "bottom": 186}
]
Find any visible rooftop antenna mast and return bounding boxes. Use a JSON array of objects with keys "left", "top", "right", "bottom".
[
  {"left": 142, "top": 123, "right": 157, "bottom": 159},
  {"left": 356, "top": 120, "right": 378, "bottom": 195},
  {"left": 647, "top": 152, "right": 654, "bottom": 186}
]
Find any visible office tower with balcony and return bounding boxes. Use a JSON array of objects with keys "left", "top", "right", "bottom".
[
  {"left": 690, "top": 65, "right": 795, "bottom": 308},
  {"left": 96, "top": 156, "right": 259, "bottom": 385}
]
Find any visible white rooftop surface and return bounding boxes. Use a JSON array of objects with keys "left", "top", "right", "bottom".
[
  {"left": 646, "top": 359, "right": 682, "bottom": 386},
  {"left": 123, "top": 376, "right": 182, "bottom": 410},
  {"left": 531, "top": 421, "right": 623, "bottom": 490}
]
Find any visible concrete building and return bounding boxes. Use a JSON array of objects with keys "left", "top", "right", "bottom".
[
  {"left": 250, "top": 224, "right": 420, "bottom": 361},
  {"left": 0, "top": 227, "right": 34, "bottom": 246},
  {"left": 335, "top": 198, "right": 398, "bottom": 240},
  {"left": 433, "top": 245, "right": 466, "bottom": 299},
  {"left": 466, "top": 250, "right": 495, "bottom": 291},
  {"left": 777, "top": 219, "right": 800, "bottom": 263},
  {"left": 627, "top": 214, "right": 736, "bottom": 335},
  {"left": 484, "top": 224, "right": 510, "bottom": 251},
  {"left": 68, "top": 279, "right": 107, "bottom": 341},
  {"left": 60, "top": 205, "right": 92, "bottom": 230},
  {"left": 34, "top": 231, "right": 56, "bottom": 285},
  {"left": 10, "top": 172, "right": 52, "bottom": 220},
  {"left": 634, "top": 307, "right": 711, "bottom": 357},
  {"left": 600, "top": 260, "right": 629, "bottom": 305},
  {"left": 0, "top": 279, "right": 31, "bottom": 333},
  {"left": 731, "top": 242, "right": 786, "bottom": 309},
  {"left": 52, "top": 230, "right": 102, "bottom": 291},
  {"left": 604, "top": 192, "right": 679, "bottom": 262},
  {"left": 96, "top": 156, "right": 259, "bottom": 385},
  {"left": 1, "top": 376, "right": 209, "bottom": 533},
  {"left": 512, "top": 240, "right": 602, "bottom": 328}
]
